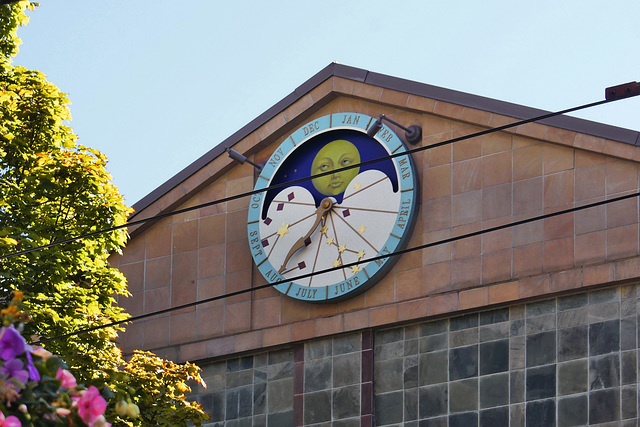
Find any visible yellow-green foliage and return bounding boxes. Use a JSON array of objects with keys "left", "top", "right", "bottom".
[{"left": 0, "top": 3, "right": 209, "bottom": 425}]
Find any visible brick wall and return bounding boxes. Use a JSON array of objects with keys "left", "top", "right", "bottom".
[{"left": 109, "top": 79, "right": 640, "bottom": 366}]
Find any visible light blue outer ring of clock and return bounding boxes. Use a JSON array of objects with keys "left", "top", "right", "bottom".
[{"left": 247, "top": 112, "right": 418, "bottom": 302}]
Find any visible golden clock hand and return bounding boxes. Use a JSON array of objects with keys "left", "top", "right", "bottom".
[{"left": 279, "top": 197, "right": 333, "bottom": 273}]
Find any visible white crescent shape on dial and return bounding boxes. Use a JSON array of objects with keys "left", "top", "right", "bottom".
[{"left": 259, "top": 170, "right": 399, "bottom": 288}]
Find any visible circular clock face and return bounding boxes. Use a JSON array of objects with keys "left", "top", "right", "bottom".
[{"left": 247, "top": 113, "right": 418, "bottom": 302}]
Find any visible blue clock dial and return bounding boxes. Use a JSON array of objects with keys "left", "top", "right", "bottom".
[{"left": 247, "top": 113, "right": 418, "bottom": 302}]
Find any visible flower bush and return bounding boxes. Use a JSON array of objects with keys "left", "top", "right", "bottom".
[
  {"left": 0, "top": 292, "right": 110, "bottom": 426},
  {"left": 0, "top": 3, "right": 210, "bottom": 425}
]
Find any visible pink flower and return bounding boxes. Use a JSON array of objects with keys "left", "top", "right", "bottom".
[
  {"left": 31, "top": 347, "right": 52, "bottom": 361},
  {"left": 55, "top": 368, "right": 77, "bottom": 389},
  {"left": 0, "top": 412, "right": 21, "bottom": 427},
  {"left": 76, "top": 386, "right": 107, "bottom": 427},
  {"left": 55, "top": 408, "right": 71, "bottom": 417}
]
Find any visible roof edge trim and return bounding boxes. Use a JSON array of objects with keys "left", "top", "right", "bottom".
[{"left": 131, "top": 63, "right": 640, "bottom": 218}]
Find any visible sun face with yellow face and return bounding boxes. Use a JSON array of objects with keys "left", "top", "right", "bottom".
[{"left": 311, "top": 139, "right": 361, "bottom": 196}]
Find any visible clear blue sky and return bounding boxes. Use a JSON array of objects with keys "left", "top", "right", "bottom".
[{"left": 14, "top": 0, "right": 640, "bottom": 205}]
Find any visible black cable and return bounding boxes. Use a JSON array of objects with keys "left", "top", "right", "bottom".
[
  {"left": 32, "top": 190, "right": 639, "bottom": 345},
  {"left": 0, "top": 98, "right": 615, "bottom": 261}
]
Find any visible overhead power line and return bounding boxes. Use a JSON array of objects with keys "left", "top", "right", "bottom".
[
  {"left": 32, "top": 190, "right": 640, "bottom": 345},
  {"left": 0, "top": 96, "right": 626, "bottom": 262}
]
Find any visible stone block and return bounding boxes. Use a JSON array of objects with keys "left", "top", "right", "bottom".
[
  {"left": 333, "top": 333, "right": 361, "bottom": 355},
  {"left": 525, "top": 399, "right": 555, "bottom": 427},
  {"left": 525, "top": 313, "right": 556, "bottom": 334},
  {"left": 268, "top": 348, "right": 293, "bottom": 365},
  {"left": 419, "top": 383, "right": 448, "bottom": 418},
  {"left": 419, "top": 350, "right": 448, "bottom": 386},
  {"left": 510, "top": 370, "right": 525, "bottom": 403},
  {"left": 333, "top": 353, "right": 360, "bottom": 387},
  {"left": 419, "top": 333, "right": 447, "bottom": 353},
  {"left": 304, "top": 359, "right": 331, "bottom": 393},
  {"left": 510, "top": 403, "right": 525, "bottom": 427},
  {"left": 510, "top": 319, "right": 525, "bottom": 337},
  {"left": 589, "top": 354, "right": 620, "bottom": 390},
  {"left": 526, "top": 365, "right": 556, "bottom": 401},
  {"left": 404, "top": 387, "right": 418, "bottom": 421},
  {"left": 404, "top": 338, "right": 418, "bottom": 356},
  {"left": 588, "top": 301, "right": 621, "bottom": 323},
  {"left": 403, "top": 356, "right": 419, "bottom": 388},
  {"left": 589, "top": 388, "right": 620, "bottom": 424},
  {"left": 621, "top": 385, "right": 638, "bottom": 419},
  {"left": 558, "top": 325, "right": 588, "bottom": 362},
  {"left": 589, "top": 319, "right": 620, "bottom": 356},
  {"left": 226, "top": 370, "right": 252, "bottom": 389},
  {"left": 479, "top": 339, "right": 509, "bottom": 375},
  {"left": 449, "top": 378, "right": 478, "bottom": 412},
  {"left": 303, "top": 390, "right": 331, "bottom": 424},
  {"left": 332, "top": 385, "right": 360, "bottom": 420},
  {"left": 449, "top": 412, "right": 477, "bottom": 427},
  {"left": 304, "top": 337, "right": 332, "bottom": 360},
  {"left": 479, "top": 373, "right": 509, "bottom": 408},
  {"left": 480, "top": 406, "right": 508, "bottom": 427},
  {"left": 374, "top": 358, "right": 404, "bottom": 393},
  {"left": 557, "top": 308, "right": 587, "bottom": 329},
  {"left": 558, "top": 360, "right": 588, "bottom": 395},
  {"left": 374, "top": 391, "right": 403, "bottom": 425},
  {"left": 253, "top": 382, "right": 266, "bottom": 415},
  {"left": 267, "top": 360, "right": 293, "bottom": 382},
  {"left": 419, "top": 318, "right": 447, "bottom": 336},
  {"left": 450, "top": 313, "right": 479, "bottom": 331},
  {"left": 267, "top": 378, "right": 293, "bottom": 413},
  {"left": 449, "top": 345, "right": 478, "bottom": 381},
  {"left": 374, "top": 339, "right": 404, "bottom": 361},
  {"left": 526, "top": 298, "right": 556, "bottom": 317},
  {"left": 557, "top": 292, "right": 588, "bottom": 311},
  {"left": 526, "top": 331, "right": 556, "bottom": 367},
  {"left": 621, "top": 350, "right": 637, "bottom": 385},
  {"left": 479, "top": 322, "right": 510, "bottom": 342},
  {"left": 267, "top": 410, "right": 294, "bottom": 427},
  {"left": 509, "top": 335, "right": 526, "bottom": 370},
  {"left": 449, "top": 328, "right": 478, "bottom": 347},
  {"left": 558, "top": 395, "right": 588, "bottom": 427}
]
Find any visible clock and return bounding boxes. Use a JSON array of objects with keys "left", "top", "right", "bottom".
[{"left": 247, "top": 112, "right": 418, "bottom": 302}]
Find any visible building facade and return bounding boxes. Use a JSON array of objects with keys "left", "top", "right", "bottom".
[{"left": 110, "top": 64, "right": 640, "bottom": 426}]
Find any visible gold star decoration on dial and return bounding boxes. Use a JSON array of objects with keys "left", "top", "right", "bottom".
[
  {"left": 338, "top": 244, "right": 346, "bottom": 253},
  {"left": 321, "top": 225, "right": 328, "bottom": 235},
  {"left": 358, "top": 225, "right": 366, "bottom": 234},
  {"left": 351, "top": 265, "right": 360, "bottom": 273},
  {"left": 333, "top": 260, "right": 341, "bottom": 268},
  {"left": 354, "top": 182, "right": 362, "bottom": 190},
  {"left": 326, "top": 237, "right": 334, "bottom": 245},
  {"left": 276, "top": 223, "right": 290, "bottom": 238},
  {"left": 357, "top": 250, "right": 365, "bottom": 260}
]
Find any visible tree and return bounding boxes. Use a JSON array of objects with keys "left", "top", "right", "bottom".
[{"left": 0, "top": 2, "right": 209, "bottom": 425}]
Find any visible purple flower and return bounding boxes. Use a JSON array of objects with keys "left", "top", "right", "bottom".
[
  {"left": 25, "top": 351, "right": 40, "bottom": 382},
  {"left": 0, "top": 358, "right": 29, "bottom": 385},
  {"left": 0, "top": 326, "right": 25, "bottom": 361}
]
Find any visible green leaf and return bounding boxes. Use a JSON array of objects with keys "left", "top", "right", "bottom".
[{"left": 0, "top": 4, "right": 208, "bottom": 425}]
